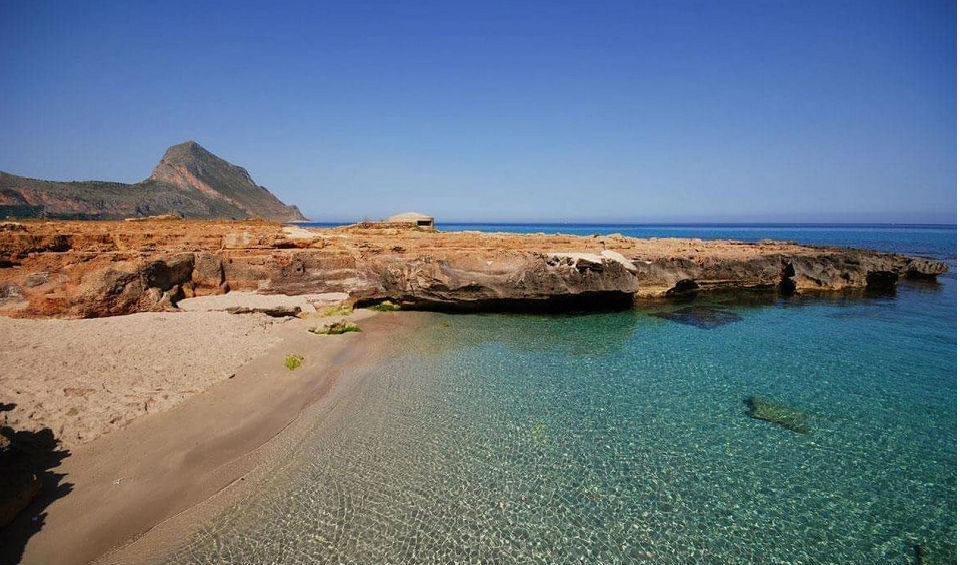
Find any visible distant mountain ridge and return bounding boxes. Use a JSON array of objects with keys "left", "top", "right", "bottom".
[{"left": 0, "top": 141, "right": 307, "bottom": 221}]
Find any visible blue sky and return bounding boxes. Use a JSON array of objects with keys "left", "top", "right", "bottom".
[{"left": 0, "top": 0, "right": 955, "bottom": 223}]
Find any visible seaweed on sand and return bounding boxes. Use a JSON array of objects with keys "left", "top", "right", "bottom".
[
  {"left": 284, "top": 354, "right": 304, "bottom": 371},
  {"left": 745, "top": 396, "right": 810, "bottom": 434},
  {"left": 368, "top": 300, "right": 401, "bottom": 312},
  {"left": 530, "top": 422, "right": 548, "bottom": 446},
  {"left": 309, "top": 321, "right": 361, "bottom": 335},
  {"left": 320, "top": 305, "right": 353, "bottom": 317}
]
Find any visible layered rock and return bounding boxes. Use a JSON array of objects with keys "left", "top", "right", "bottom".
[
  {"left": 0, "top": 220, "right": 948, "bottom": 318},
  {"left": 351, "top": 252, "right": 641, "bottom": 311}
]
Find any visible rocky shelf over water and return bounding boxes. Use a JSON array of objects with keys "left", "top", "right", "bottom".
[{"left": 0, "top": 220, "right": 948, "bottom": 318}]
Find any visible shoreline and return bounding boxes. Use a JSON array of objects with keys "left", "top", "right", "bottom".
[{"left": 2, "top": 309, "right": 419, "bottom": 565}]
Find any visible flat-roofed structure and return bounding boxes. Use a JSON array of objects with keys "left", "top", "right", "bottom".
[{"left": 386, "top": 212, "right": 434, "bottom": 229}]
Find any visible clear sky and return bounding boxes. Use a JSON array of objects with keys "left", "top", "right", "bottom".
[{"left": 1, "top": 0, "right": 955, "bottom": 223}]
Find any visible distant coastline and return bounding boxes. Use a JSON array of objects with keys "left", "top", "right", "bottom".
[{"left": 297, "top": 221, "right": 959, "bottom": 229}]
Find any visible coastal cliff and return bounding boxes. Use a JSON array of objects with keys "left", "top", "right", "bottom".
[{"left": 0, "top": 220, "right": 947, "bottom": 318}]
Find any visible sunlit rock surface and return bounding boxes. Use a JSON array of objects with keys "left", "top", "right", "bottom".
[{"left": 0, "top": 220, "right": 947, "bottom": 317}]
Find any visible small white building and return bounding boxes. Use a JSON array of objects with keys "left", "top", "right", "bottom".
[{"left": 385, "top": 212, "right": 434, "bottom": 229}]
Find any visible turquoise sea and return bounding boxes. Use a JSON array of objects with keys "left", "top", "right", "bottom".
[{"left": 163, "top": 224, "right": 956, "bottom": 564}]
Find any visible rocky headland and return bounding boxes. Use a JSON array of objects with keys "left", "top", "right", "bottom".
[
  {"left": 0, "top": 219, "right": 947, "bottom": 318},
  {"left": 0, "top": 142, "right": 306, "bottom": 222}
]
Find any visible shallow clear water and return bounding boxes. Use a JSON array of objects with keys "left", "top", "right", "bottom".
[{"left": 163, "top": 225, "right": 956, "bottom": 564}]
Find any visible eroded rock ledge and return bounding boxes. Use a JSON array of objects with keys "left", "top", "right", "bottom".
[{"left": 0, "top": 220, "right": 948, "bottom": 317}]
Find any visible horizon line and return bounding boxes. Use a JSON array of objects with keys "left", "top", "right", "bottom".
[{"left": 294, "top": 219, "right": 958, "bottom": 228}]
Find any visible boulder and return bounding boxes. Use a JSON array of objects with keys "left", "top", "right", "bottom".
[
  {"left": 23, "top": 272, "right": 49, "bottom": 288},
  {"left": 600, "top": 250, "right": 638, "bottom": 272},
  {"left": 143, "top": 254, "right": 195, "bottom": 291},
  {"left": 191, "top": 253, "right": 224, "bottom": 290}
]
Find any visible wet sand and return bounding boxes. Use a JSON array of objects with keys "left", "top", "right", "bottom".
[{"left": 3, "top": 310, "right": 416, "bottom": 565}]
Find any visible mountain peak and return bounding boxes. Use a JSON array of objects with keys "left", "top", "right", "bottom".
[
  {"left": 147, "top": 142, "right": 307, "bottom": 222},
  {"left": 159, "top": 140, "right": 212, "bottom": 163},
  {"left": 0, "top": 141, "right": 307, "bottom": 221}
]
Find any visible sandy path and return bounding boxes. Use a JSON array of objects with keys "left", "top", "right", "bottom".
[
  {"left": 0, "top": 312, "right": 288, "bottom": 447},
  {"left": 2, "top": 309, "right": 409, "bottom": 565}
]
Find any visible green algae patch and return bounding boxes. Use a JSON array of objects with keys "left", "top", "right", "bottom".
[
  {"left": 369, "top": 300, "right": 401, "bottom": 312},
  {"left": 320, "top": 305, "right": 353, "bottom": 317},
  {"left": 284, "top": 354, "right": 304, "bottom": 371},
  {"left": 309, "top": 321, "right": 362, "bottom": 335},
  {"left": 530, "top": 422, "right": 548, "bottom": 446},
  {"left": 745, "top": 396, "right": 810, "bottom": 434}
]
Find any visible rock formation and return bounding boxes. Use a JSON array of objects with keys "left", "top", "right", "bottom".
[
  {"left": 0, "top": 220, "right": 948, "bottom": 318},
  {"left": 0, "top": 142, "right": 306, "bottom": 222}
]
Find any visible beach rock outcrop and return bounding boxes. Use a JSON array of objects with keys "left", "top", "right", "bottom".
[
  {"left": 225, "top": 305, "right": 301, "bottom": 317},
  {"left": 0, "top": 221, "right": 949, "bottom": 317},
  {"left": 350, "top": 252, "right": 640, "bottom": 310}
]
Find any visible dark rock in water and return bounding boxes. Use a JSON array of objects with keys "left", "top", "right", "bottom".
[
  {"left": 745, "top": 396, "right": 810, "bottom": 434},
  {"left": 651, "top": 306, "right": 742, "bottom": 329},
  {"left": 914, "top": 544, "right": 928, "bottom": 565},
  {"left": 714, "top": 290, "right": 779, "bottom": 308},
  {"left": 866, "top": 270, "right": 899, "bottom": 290},
  {"left": 666, "top": 278, "right": 700, "bottom": 295}
]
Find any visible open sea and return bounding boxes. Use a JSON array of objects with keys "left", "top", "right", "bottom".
[{"left": 160, "top": 224, "right": 956, "bottom": 564}]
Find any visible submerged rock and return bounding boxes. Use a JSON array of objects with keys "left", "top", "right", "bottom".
[
  {"left": 745, "top": 396, "right": 810, "bottom": 434},
  {"left": 651, "top": 306, "right": 743, "bottom": 329}
]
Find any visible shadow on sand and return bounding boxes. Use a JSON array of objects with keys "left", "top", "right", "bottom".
[{"left": 0, "top": 403, "right": 73, "bottom": 565}]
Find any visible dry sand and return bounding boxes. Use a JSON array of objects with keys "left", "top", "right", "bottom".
[
  {"left": 0, "top": 312, "right": 289, "bottom": 447},
  {"left": 2, "top": 308, "right": 406, "bottom": 565}
]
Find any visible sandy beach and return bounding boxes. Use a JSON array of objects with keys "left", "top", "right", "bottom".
[
  {"left": 1, "top": 308, "right": 413, "bottom": 565},
  {"left": 1, "top": 311, "right": 289, "bottom": 447}
]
